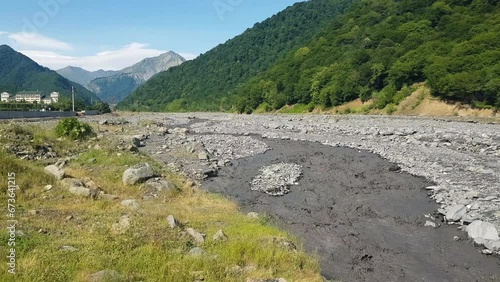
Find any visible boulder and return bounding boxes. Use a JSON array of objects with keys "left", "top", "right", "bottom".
[
  {"left": 186, "top": 228, "right": 205, "bottom": 245},
  {"left": 44, "top": 165, "right": 65, "bottom": 180},
  {"left": 466, "top": 220, "right": 499, "bottom": 241},
  {"left": 445, "top": 204, "right": 467, "bottom": 222},
  {"left": 122, "top": 163, "right": 154, "bottom": 185}
]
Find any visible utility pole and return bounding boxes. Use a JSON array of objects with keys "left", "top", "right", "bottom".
[{"left": 72, "top": 86, "right": 75, "bottom": 112}]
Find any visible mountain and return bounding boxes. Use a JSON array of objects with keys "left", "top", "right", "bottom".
[
  {"left": 119, "top": 0, "right": 500, "bottom": 113},
  {"left": 87, "top": 52, "right": 185, "bottom": 103},
  {"left": 0, "top": 45, "right": 101, "bottom": 105},
  {"left": 118, "top": 0, "right": 357, "bottom": 111},
  {"left": 56, "top": 66, "right": 118, "bottom": 86},
  {"left": 230, "top": 0, "right": 500, "bottom": 113}
]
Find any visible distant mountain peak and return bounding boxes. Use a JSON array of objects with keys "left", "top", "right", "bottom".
[{"left": 84, "top": 52, "right": 186, "bottom": 103}]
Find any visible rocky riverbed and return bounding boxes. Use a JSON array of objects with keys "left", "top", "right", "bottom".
[{"left": 84, "top": 113, "right": 500, "bottom": 281}]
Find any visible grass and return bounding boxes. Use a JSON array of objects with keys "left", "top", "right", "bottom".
[{"left": 0, "top": 123, "right": 323, "bottom": 282}]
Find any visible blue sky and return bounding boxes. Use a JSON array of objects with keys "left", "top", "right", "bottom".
[{"left": 0, "top": 0, "right": 302, "bottom": 71}]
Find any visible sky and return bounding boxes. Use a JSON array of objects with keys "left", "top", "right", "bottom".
[{"left": 0, "top": 0, "right": 303, "bottom": 71}]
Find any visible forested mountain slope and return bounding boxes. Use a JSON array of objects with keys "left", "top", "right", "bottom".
[
  {"left": 118, "top": 0, "right": 357, "bottom": 111},
  {"left": 0, "top": 45, "right": 101, "bottom": 105},
  {"left": 119, "top": 0, "right": 499, "bottom": 113},
  {"left": 232, "top": 0, "right": 500, "bottom": 113}
]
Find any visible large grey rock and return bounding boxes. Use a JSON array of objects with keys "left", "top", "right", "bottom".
[
  {"left": 122, "top": 163, "right": 154, "bottom": 185},
  {"left": 44, "top": 165, "right": 65, "bottom": 180},
  {"left": 466, "top": 220, "right": 499, "bottom": 241},
  {"left": 445, "top": 204, "right": 467, "bottom": 222},
  {"left": 86, "top": 269, "right": 123, "bottom": 282},
  {"left": 186, "top": 228, "right": 205, "bottom": 245}
]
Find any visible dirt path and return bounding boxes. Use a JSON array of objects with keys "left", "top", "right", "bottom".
[{"left": 203, "top": 138, "right": 500, "bottom": 281}]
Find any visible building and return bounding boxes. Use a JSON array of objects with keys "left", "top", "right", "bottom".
[
  {"left": 5, "top": 91, "right": 61, "bottom": 105},
  {"left": 1, "top": 92, "right": 13, "bottom": 102},
  {"left": 15, "top": 91, "right": 44, "bottom": 103}
]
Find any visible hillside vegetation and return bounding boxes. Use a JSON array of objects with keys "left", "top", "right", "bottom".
[
  {"left": 0, "top": 45, "right": 100, "bottom": 105},
  {"left": 233, "top": 0, "right": 500, "bottom": 113},
  {"left": 0, "top": 121, "right": 321, "bottom": 282},
  {"left": 118, "top": 0, "right": 500, "bottom": 114},
  {"left": 118, "top": 0, "right": 357, "bottom": 111}
]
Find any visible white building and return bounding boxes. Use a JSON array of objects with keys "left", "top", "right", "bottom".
[
  {"left": 11, "top": 91, "right": 60, "bottom": 104},
  {"left": 1, "top": 92, "right": 13, "bottom": 102},
  {"left": 15, "top": 91, "right": 44, "bottom": 103}
]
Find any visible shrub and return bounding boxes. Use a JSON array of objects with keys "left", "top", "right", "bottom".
[
  {"left": 385, "top": 103, "right": 397, "bottom": 115},
  {"left": 55, "top": 118, "right": 95, "bottom": 140}
]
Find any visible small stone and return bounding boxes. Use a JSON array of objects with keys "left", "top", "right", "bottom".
[
  {"left": 132, "top": 137, "right": 141, "bottom": 147},
  {"left": 167, "top": 215, "right": 178, "bottom": 229},
  {"left": 112, "top": 215, "right": 130, "bottom": 234},
  {"left": 121, "top": 199, "right": 140, "bottom": 210},
  {"left": 44, "top": 165, "right": 65, "bottom": 180},
  {"left": 128, "top": 145, "right": 139, "bottom": 152},
  {"left": 122, "top": 163, "right": 154, "bottom": 185},
  {"left": 482, "top": 249, "right": 493, "bottom": 255},
  {"left": 198, "top": 151, "right": 209, "bottom": 160},
  {"left": 484, "top": 240, "right": 500, "bottom": 252},
  {"left": 453, "top": 236, "right": 460, "bottom": 241},
  {"left": 61, "top": 245, "right": 78, "bottom": 252},
  {"left": 65, "top": 215, "right": 73, "bottom": 221},
  {"left": 61, "top": 178, "right": 84, "bottom": 189},
  {"left": 44, "top": 185, "right": 53, "bottom": 191},
  {"left": 213, "top": 229, "right": 228, "bottom": 242},
  {"left": 464, "top": 191, "right": 480, "bottom": 199},
  {"left": 188, "top": 247, "right": 205, "bottom": 256},
  {"left": 186, "top": 228, "right": 205, "bottom": 245},
  {"left": 28, "top": 210, "right": 40, "bottom": 215},
  {"left": 69, "top": 186, "right": 91, "bottom": 197},
  {"left": 247, "top": 212, "right": 259, "bottom": 219},
  {"left": 445, "top": 204, "right": 467, "bottom": 222},
  {"left": 86, "top": 269, "right": 123, "bottom": 282},
  {"left": 425, "top": 221, "right": 437, "bottom": 228}
]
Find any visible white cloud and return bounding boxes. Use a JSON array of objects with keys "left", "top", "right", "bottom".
[
  {"left": 9, "top": 32, "right": 73, "bottom": 51},
  {"left": 0, "top": 31, "right": 7, "bottom": 36},
  {"left": 20, "top": 42, "right": 194, "bottom": 71},
  {"left": 179, "top": 52, "right": 198, "bottom": 60}
]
